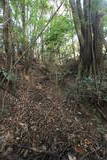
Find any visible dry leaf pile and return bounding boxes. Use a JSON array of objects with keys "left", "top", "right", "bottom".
[{"left": 0, "top": 64, "right": 107, "bottom": 160}]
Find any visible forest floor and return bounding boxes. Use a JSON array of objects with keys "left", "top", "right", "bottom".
[{"left": 0, "top": 62, "right": 107, "bottom": 160}]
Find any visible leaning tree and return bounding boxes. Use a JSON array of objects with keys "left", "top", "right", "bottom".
[{"left": 69, "top": 0, "right": 104, "bottom": 78}]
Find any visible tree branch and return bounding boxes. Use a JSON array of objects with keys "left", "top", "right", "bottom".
[{"left": 13, "top": 2, "right": 63, "bottom": 68}]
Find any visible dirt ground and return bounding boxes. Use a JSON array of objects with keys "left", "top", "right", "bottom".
[{"left": 0, "top": 63, "right": 107, "bottom": 160}]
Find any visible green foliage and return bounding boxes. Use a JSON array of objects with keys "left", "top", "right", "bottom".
[
  {"left": 39, "top": 0, "right": 50, "bottom": 10},
  {"left": 0, "top": 1, "right": 3, "bottom": 8},
  {"left": 92, "top": 0, "right": 102, "bottom": 9},
  {"left": 10, "top": 0, "right": 52, "bottom": 45},
  {"left": 0, "top": 68, "right": 17, "bottom": 82},
  {"left": 0, "top": 16, "right": 3, "bottom": 23},
  {"left": 91, "top": 0, "right": 107, "bottom": 13},
  {"left": 45, "top": 16, "right": 72, "bottom": 49},
  {"left": 8, "top": 0, "right": 77, "bottom": 66}
]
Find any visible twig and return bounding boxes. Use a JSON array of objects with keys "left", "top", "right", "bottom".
[
  {"left": 97, "top": 104, "right": 107, "bottom": 121},
  {"left": 80, "top": 146, "right": 102, "bottom": 160}
]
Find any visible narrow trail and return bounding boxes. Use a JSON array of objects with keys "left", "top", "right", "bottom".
[{"left": 0, "top": 64, "right": 107, "bottom": 159}]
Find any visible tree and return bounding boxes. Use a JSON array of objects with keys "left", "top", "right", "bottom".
[
  {"left": 0, "top": 1, "right": 3, "bottom": 49},
  {"left": 45, "top": 15, "right": 72, "bottom": 65},
  {"left": 69, "top": 0, "right": 104, "bottom": 78},
  {"left": 3, "top": 0, "right": 12, "bottom": 69}
]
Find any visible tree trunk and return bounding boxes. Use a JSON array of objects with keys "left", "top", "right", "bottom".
[
  {"left": 92, "top": 12, "right": 104, "bottom": 74},
  {"left": 21, "top": 0, "right": 31, "bottom": 76},
  {"left": 3, "top": 0, "right": 12, "bottom": 69},
  {"left": 21, "top": 0, "right": 26, "bottom": 50},
  {"left": 69, "top": 0, "right": 103, "bottom": 79}
]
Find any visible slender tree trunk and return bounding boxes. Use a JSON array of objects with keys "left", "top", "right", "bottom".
[
  {"left": 71, "top": 37, "right": 76, "bottom": 60},
  {"left": 21, "top": 0, "right": 30, "bottom": 76},
  {"left": 21, "top": 0, "right": 26, "bottom": 52},
  {"left": 3, "top": 0, "right": 12, "bottom": 69}
]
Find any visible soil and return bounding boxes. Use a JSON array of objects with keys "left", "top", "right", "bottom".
[{"left": 0, "top": 62, "right": 107, "bottom": 160}]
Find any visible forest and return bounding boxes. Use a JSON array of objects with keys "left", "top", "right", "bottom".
[{"left": 0, "top": 0, "right": 107, "bottom": 159}]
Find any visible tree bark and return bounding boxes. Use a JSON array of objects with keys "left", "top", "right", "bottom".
[
  {"left": 69, "top": 0, "right": 103, "bottom": 79},
  {"left": 92, "top": 12, "right": 104, "bottom": 74},
  {"left": 3, "top": 0, "right": 12, "bottom": 69}
]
